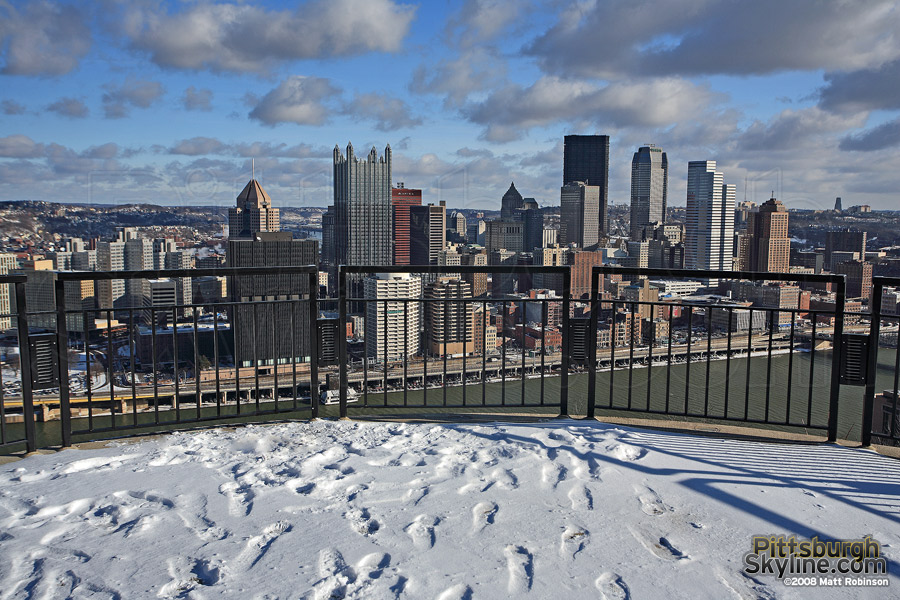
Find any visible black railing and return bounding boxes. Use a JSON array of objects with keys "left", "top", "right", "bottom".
[
  {"left": 337, "top": 265, "right": 571, "bottom": 418},
  {"left": 863, "top": 276, "right": 900, "bottom": 446},
  {"left": 587, "top": 267, "right": 847, "bottom": 440},
  {"left": 1, "top": 265, "right": 898, "bottom": 454}
]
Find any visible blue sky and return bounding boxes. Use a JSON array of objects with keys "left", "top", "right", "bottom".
[{"left": 1, "top": 0, "right": 899, "bottom": 211}]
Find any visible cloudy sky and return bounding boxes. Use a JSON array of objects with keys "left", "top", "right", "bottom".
[{"left": 1, "top": 0, "right": 899, "bottom": 211}]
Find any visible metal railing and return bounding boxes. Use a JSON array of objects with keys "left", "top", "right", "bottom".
[
  {"left": 336, "top": 265, "right": 571, "bottom": 418},
  {"left": 863, "top": 276, "right": 900, "bottom": 446},
  {"left": 586, "top": 267, "right": 847, "bottom": 441},
  {"left": 2, "top": 265, "right": 898, "bottom": 453}
]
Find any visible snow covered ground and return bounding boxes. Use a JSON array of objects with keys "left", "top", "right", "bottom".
[{"left": 1, "top": 419, "right": 899, "bottom": 599}]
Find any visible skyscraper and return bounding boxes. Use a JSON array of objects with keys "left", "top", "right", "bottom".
[
  {"left": 425, "top": 278, "right": 474, "bottom": 356},
  {"left": 825, "top": 229, "right": 866, "bottom": 270},
  {"left": 228, "top": 179, "right": 280, "bottom": 239},
  {"left": 560, "top": 181, "right": 600, "bottom": 249},
  {"left": 333, "top": 143, "right": 393, "bottom": 268},
  {"left": 740, "top": 197, "right": 790, "bottom": 273},
  {"left": 500, "top": 182, "right": 524, "bottom": 219},
  {"left": 563, "top": 134, "right": 609, "bottom": 233},
  {"left": 409, "top": 202, "right": 447, "bottom": 266},
  {"left": 685, "top": 161, "right": 735, "bottom": 274},
  {"left": 630, "top": 145, "right": 668, "bottom": 240},
  {"left": 226, "top": 177, "right": 317, "bottom": 367},
  {"left": 391, "top": 185, "right": 422, "bottom": 265},
  {"left": 364, "top": 273, "right": 421, "bottom": 361}
]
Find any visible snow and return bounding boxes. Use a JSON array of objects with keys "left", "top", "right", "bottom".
[{"left": 1, "top": 418, "right": 899, "bottom": 599}]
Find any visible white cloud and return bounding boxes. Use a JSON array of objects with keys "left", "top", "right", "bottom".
[
  {"left": 345, "top": 93, "right": 423, "bottom": 131},
  {"left": 248, "top": 76, "right": 339, "bottom": 126},
  {"left": 182, "top": 86, "right": 213, "bottom": 111},
  {"left": 102, "top": 79, "right": 165, "bottom": 119},
  {"left": 0, "top": 1, "right": 92, "bottom": 76},
  {"left": 46, "top": 97, "right": 89, "bottom": 119},
  {"left": 122, "top": 0, "right": 416, "bottom": 74}
]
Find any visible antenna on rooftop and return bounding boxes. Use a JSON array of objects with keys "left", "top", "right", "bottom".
[{"left": 252, "top": 158, "right": 255, "bottom": 181}]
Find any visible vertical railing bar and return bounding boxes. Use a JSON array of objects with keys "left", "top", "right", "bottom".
[
  {"left": 85, "top": 309, "right": 94, "bottom": 431},
  {"left": 462, "top": 297, "right": 467, "bottom": 407},
  {"left": 521, "top": 300, "right": 526, "bottom": 407},
  {"left": 151, "top": 307, "right": 159, "bottom": 424},
  {"left": 764, "top": 309, "right": 775, "bottom": 423},
  {"left": 422, "top": 297, "right": 427, "bottom": 406},
  {"left": 827, "top": 276, "right": 846, "bottom": 442},
  {"left": 560, "top": 268, "right": 571, "bottom": 416},
  {"left": 194, "top": 306, "right": 202, "bottom": 420},
  {"left": 807, "top": 312, "right": 816, "bottom": 427},
  {"left": 703, "top": 307, "right": 712, "bottom": 417},
  {"left": 252, "top": 301, "right": 260, "bottom": 414},
  {"left": 684, "top": 305, "right": 692, "bottom": 416},
  {"left": 403, "top": 299, "right": 408, "bottom": 407},
  {"left": 130, "top": 308, "right": 138, "bottom": 427},
  {"left": 290, "top": 299, "right": 298, "bottom": 411},
  {"left": 172, "top": 305, "right": 180, "bottom": 422},
  {"left": 443, "top": 297, "right": 448, "bottom": 407},
  {"left": 108, "top": 308, "right": 117, "bottom": 430},
  {"left": 744, "top": 308, "right": 753, "bottom": 422},
  {"left": 308, "top": 273, "right": 320, "bottom": 418},
  {"left": 501, "top": 300, "right": 507, "bottom": 406},
  {"left": 665, "top": 304, "right": 674, "bottom": 413},
  {"left": 271, "top": 299, "right": 279, "bottom": 410},
  {"left": 609, "top": 300, "right": 616, "bottom": 408},
  {"left": 586, "top": 271, "right": 600, "bottom": 418},
  {"left": 646, "top": 305, "right": 654, "bottom": 412},
  {"left": 338, "top": 268, "right": 348, "bottom": 419},
  {"left": 786, "top": 311, "right": 796, "bottom": 425},
  {"left": 213, "top": 303, "right": 221, "bottom": 417},
  {"left": 54, "top": 278, "right": 72, "bottom": 447},
  {"left": 627, "top": 302, "right": 635, "bottom": 410},
  {"left": 540, "top": 300, "right": 547, "bottom": 406},
  {"left": 363, "top": 298, "right": 369, "bottom": 408},
  {"left": 724, "top": 308, "right": 733, "bottom": 418},
  {"left": 14, "top": 282, "right": 35, "bottom": 451},
  {"left": 891, "top": 325, "right": 900, "bottom": 440},
  {"left": 482, "top": 299, "right": 487, "bottom": 406},
  {"left": 384, "top": 299, "right": 389, "bottom": 408}
]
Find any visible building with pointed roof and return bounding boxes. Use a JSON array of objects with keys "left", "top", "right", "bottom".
[
  {"left": 228, "top": 178, "right": 280, "bottom": 239},
  {"left": 500, "top": 182, "right": 524, "bottom": 219}
]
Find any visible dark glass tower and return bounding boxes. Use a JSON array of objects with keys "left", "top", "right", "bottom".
[{"left": 563, "top": 135, "right": 609, "bottom": 233}]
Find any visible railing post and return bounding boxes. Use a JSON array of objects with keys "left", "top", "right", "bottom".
[
  {"left": 586, "top": 268, "right": 600, "bottom": 419},
  {"left": 862, "top": 277, "right": 884, "bottom": 446},
  {"left": 338, "top": 267, "right": 348, "bottom": 419},
  {"left": 54, "top": 277, "right": 72, "bottom": 447},
  {"left": 827, "top": 274, "right": 846, "bottom": 442},
  {"left": 13, "top": 281, "right": 36, "bottom": 452},
  {"left": 560, "top": 268, "right": 571, "bottom": 417},
  {"left": 308, "top": 271, "right": 320, "bottom": 419}
]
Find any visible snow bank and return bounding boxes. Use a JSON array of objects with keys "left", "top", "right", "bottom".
[{"left": 1, "top": 419, "right": 898, "bottom": 599}]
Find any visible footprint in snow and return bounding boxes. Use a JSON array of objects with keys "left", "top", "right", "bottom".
[
  {"left": 560, "top": 524, "right": 590, "bottom": 558},
  {"left": 629, "top": 527, "right": 687, "bottom": 561},
  {"left": 633, "top": 484, "right": 672, "bottom": 516},
  {"left": 504, "top": 545, "right": 533, "bottom": 593},
  {"left": 568, "top": 484, "right": 594, "bottom": 511},
  {"left": 596, "top": 572, "right": 630, "bottom": 600},
  {"left": 343, "top": 507, "right": 380, "bottom": 536},
  {"left": 472, "top": 501, "right": 498, "bottom": 533},
  {"left": 405, "top": 514, "right": 438, "bottom": 549}
]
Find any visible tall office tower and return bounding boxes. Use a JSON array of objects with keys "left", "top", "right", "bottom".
[
  {"left": 626, "top": 241, "right": 650, "bottom": 268},
  {"left": 409, "top": 202, "right": 446, "bottom": 266},
  {"left": 741, "top": 197, "right": 790, "bottom": 273},
  {"left": 226, "top": 177, "right": 318, "bottom": 367},
  {"left": 227, "top": 235, "right": 318, "bottom": 366},
  {"left": 629, "top": 145, "right": 668, "bottom": 240},
  {"left": 364, "top": 273, "right": 421, "bottom": 361},
  {"left": 523, "top": 206, "right": 544, "bottom": 252},
  {"left": 500, "top": 182, "right": 524, "bottom": 219},
  {"left": 833, "top": 260, "right": 874, "bottom": 300},
  {"left": 834, "top": 197, "right": 842, "bottom": 212},
  {"left": 425, "top": 278, "right": 474, "bottom": 356},
  {"left": 563, "top": 134, "right": 609, "bottom": 233},
  {"left": 124, "top": 237, "right": 154, "bottom": 310},
  {"left": 333, "top": 143, "right": 393, "bottom": 268},
  {"left": 489, "top": 249, "right": 518, "bottom": 295},
  {"left": 451, "top": 212, "right": 467, "bottom": 239},
  {"left": 0, "top": 253, "right": 17, "bottom": 330},
  {"left": 460, "top": 249, "right": 488, "bottom": 297},
  {"left": 560, "top": 181, "right": 600, "bottom": 249},
  {"left": 825, "top": 229, "right": 866, "bottom": 270},
  {"left": 163, "top": 250, "right": 193, "bottom": 317},
  {"left": 685, "top": 161, "right": 735, "bottom": 274},
  {"left": 21, "top": 260, "right": 94, "bottom": 333},
  {"left": 391, "top": 184, "right": 422, "bottom": 265},
  {"left": 228, "top": 179, "right": 280, "bottom": 239},
  {"left": 321, "top": 206, "right": 336, "bottom": 267},
  {"left": 96, "top": 240, "right": 125, "bottom": 310},
  {"left": 485, "top": 220, "right": 524, "bottom": 254},
  {"left": 71, "top": 250, "right": 97, "bottom": 271},
  {"left": 467, "top": 219, "right": 486, "bottom": 246}
]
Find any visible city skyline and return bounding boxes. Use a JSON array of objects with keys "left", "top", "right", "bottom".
[{"left": 1, "top": 1, "right": 899, "bottom": 211}]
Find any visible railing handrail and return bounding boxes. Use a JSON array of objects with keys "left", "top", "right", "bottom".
[
  {"left": 339, "top": 264, "right": 570, "bottom": 275},
  {"left": 54, "top": 265, "right": 318, "bottom": 282},
  {"left": 591, "top": 265, "right": 845, "bottom": 285}
]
